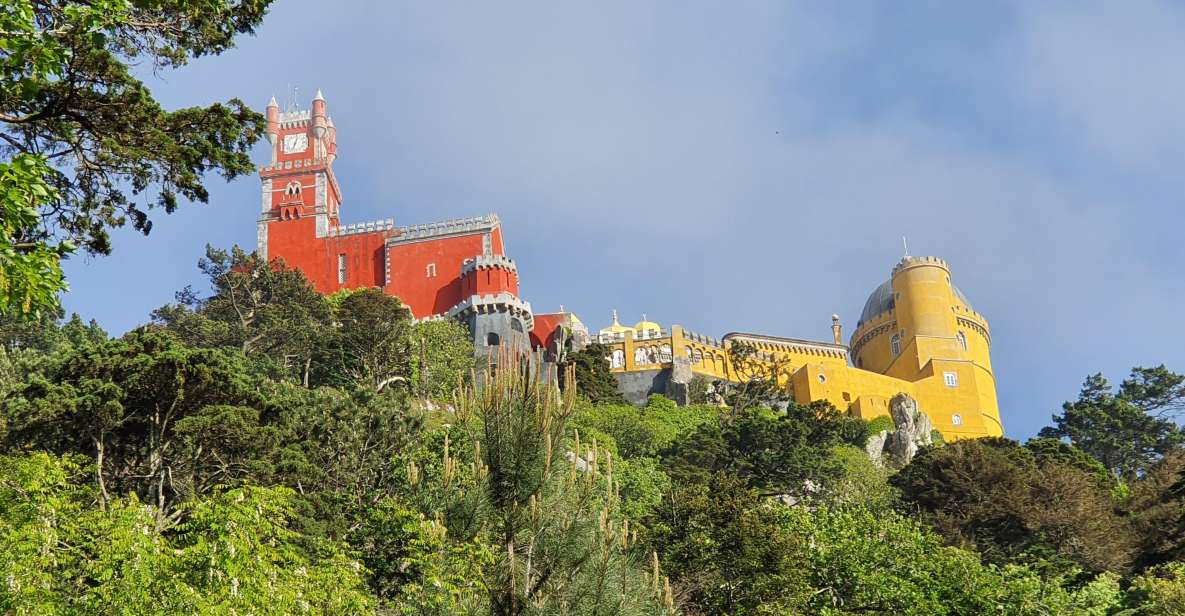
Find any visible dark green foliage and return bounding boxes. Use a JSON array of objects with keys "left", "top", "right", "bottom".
[
  {"left": 154, "top": 245, "right": 331, "bottom": 384},
  {"left": 9, "top": 270, "right": 1185, "bottom": 613},
  {"left": 662, "top": 401, "right": 865, "bottom": 497},
  {"left": 1, "top": 0, "right": 274, "bottom": 316},
  {"left": 687, "top": 374, "right": 712, "bottom": 404},
  {"left": 1123, "top": 452, "right": 1185, "bottom": 570},
  {"left": 2, "top": 329, "right": 271, "bottom": 524},
  {"left": 644, "top": 474, "right": 807, "bottom": 614},
  {"left": 1025, "top": 436, "right": 1113, "bottom": 486},
  {"left": 1039, "top": 370, "right": 1185, "bottom": 481},
  {"left": 561, "top": 342, "right": 626, "bottom": 404},
  {"left": 325, "top": 288, "right": 414, "bottom": 392},
  {"left": 892, "top": 437, "right": 1136, "bottom": 576}
]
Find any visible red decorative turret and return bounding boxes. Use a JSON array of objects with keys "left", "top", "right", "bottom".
[
  {"left": 311, "top": 89, "right": 327, "bottom": 141},
  {"left": 265, "top": 96, "right": 279, "bottom": 145}
]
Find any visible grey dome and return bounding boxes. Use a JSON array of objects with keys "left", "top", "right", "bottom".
[
  {"left": 858, "top": 280, "right": 974, "bottom": 325},
  {"left": 859, "top": 281, "right": 895, "bottom": 324}
]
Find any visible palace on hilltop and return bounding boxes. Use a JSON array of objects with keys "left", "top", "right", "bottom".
[
  {"left": 253, "top": 91, "right": 1003, "bottom": 440},
  {"left": 591, "top": 255, "right": 1003, "bottom": 441}
]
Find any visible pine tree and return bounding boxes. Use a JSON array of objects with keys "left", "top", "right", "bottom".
[{"left": 445, "top": 354, "right": 669, "bottom": 615}]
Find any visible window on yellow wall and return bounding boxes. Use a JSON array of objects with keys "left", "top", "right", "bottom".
[
  {"left": 890, "top": 333, "right": 902, "bottom": 356},
  {"left": 944, "top": 371, "right": 959, "bottom": 387},
  {"left": 952, "top": 413, "right": 963, "bottom": 426},
  {"left": 957, "top": 331, "right": 968, "bottom": 352}
]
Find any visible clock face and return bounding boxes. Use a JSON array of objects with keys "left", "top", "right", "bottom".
[{"left": 283, "top": 133, "right": 308, "bottom": 153}]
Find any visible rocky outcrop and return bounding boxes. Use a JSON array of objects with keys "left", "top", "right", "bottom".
[{"left": 865, "top": 393, "right": 935, "bottom": 468}]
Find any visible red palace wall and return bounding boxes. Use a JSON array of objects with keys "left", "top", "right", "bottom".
[
  {"left": 267, "top": 220, "right": 390, "bottom": 292},
  {"left": 384, "top": 232, "right": 487, "bottom": 317}
]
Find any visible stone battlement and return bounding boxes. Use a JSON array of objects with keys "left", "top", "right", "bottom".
[
  {"left": 259, "top": 157, "right": 333, "bottom": 174},
  {"left": 328, "top": 218, "right": 396, "bottom": 237},
  {"left": 682, "top": 328, "right": 724, "bottom": 349},
  {"left": 388, "top": 214, "right": 500, "bottom": 244},
  {"left": 446, "top": 292, "right": 534, "bottom": 330},
  {"left": 722, "top": 332, "right": 849, "bottom": 359},
  {"left": 893, "top": 255, "right": 949, "bottom": 275},
  {"left": 277, "top": 109, "right": 311, "bottom": 127},
  {"left": 461, "top": 254, "right": 518, "bottom": 276}
]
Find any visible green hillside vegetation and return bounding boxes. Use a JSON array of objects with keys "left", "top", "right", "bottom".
[{"left": 2, "top": 253, "right": 1185, "bottom": 614}]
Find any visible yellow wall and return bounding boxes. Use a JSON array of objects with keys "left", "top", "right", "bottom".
[{"left": 598, "top": 255, "right": 1004, "bottom": 441}]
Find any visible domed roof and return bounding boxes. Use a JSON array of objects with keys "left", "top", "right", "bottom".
[
  {"left": 599, "top": 310, "right": 633, "bottom": 336},
  {"left": 633, "top": 313, "right": 661, "bottom": 333},
  {"left": 858, "top": 281, "right": 974, "bottom": 325},
  {"left": 859, "top": 281, "right": 895, "bottom": 324}
]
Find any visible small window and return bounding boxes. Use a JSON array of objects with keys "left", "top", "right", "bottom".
[
  {"left": 426, "top": 263, "right": 437, "bottom": 277},
  {"left": 817, "top": 373, "right": 827, "bottom": 383},
  {"left": 952, "top": 413, "right": 963, "bottom": 426},
  {"left": 337, "top": 254, "right": 347, "bottom": 284},
  {"left": 944, "top": 371, "right": 959, "bottom": 387},
  {"left": 956, "top": 331, "right": 968, "bottom": 352},
  {"left": 890, "top": 333, "right": 902, "bottom": 356},
  {"left": 511, "top": 319, "right": 524, "bottom": 333},
  {"left": 486, "top": 333, "right": 500, "bottom": 346}
]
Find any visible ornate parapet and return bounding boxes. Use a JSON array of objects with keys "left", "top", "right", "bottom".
[
  {"left": 328, "top": 218, "right": 396, "bottom": 237},
  {"left": 461, "top": 254, "right": 518, "bottom": 276},
  {"left": 446, "top": 292, "right": 534, "bottom": 331},
  {"left": 387, "top": 214, "right": 500, "bottom": 245}
]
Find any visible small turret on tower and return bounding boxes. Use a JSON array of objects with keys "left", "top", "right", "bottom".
[
  {"left": 265, "top": 96, "right": 279, "bottom": 145},
  {"left": 311, "top": 89, "right": 327, "bottom": 140}
]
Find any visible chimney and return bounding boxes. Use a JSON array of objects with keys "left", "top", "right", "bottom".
[{"left": 831, "top": 314, "right": 842, "bottom": 345}]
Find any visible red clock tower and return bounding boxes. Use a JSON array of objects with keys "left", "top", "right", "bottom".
[{"left": 255, "top": 91, "right": 556, "bottom": 357}]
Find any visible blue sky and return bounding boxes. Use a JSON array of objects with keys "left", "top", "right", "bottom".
[{"left": 62, "top": 1, "right": 1185, "bottom": 440}]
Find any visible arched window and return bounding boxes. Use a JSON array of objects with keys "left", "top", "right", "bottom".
[
  {"left": 956, "top": 331, "right": 968, "bottom": 352},
  {"left": 660, "top": 344, "right": 672, "bottom": 362},
  {"left": 611, "top": 349, "right": 624, "bottom": 368},
  {"left": 486, "top": 333, "right": 500, "bottom": 346},
  {"left": 890, "top": 333, "right": 902, "bottom": 356},
  {"left": 634, "top": 348, "right": 649, "bottom": 365},
  {"left": 285, "top": 181, "right": 302, "bottom": 196},
  {"left": 951, "top": 413, "right": 963, "bottom": 426},
  {"left": 511, "top": 319, "right": 523, "bottom": 333}
]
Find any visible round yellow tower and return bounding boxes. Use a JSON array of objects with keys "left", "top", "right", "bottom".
[{"left": 849, "top": 256, "right": 1002, "bottom": 438}]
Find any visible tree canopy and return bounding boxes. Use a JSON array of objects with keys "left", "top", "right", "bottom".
[
  {"left": 1039, "top": 370, "right": 1185, "bottom": 481},
  {"left": 1, "top": 0, "right": 273, "bottom": 317}
]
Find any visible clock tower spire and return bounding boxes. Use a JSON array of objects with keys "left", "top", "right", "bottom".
[{"left": 257, "top": 90, "right": 341, "bottom": 261}]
